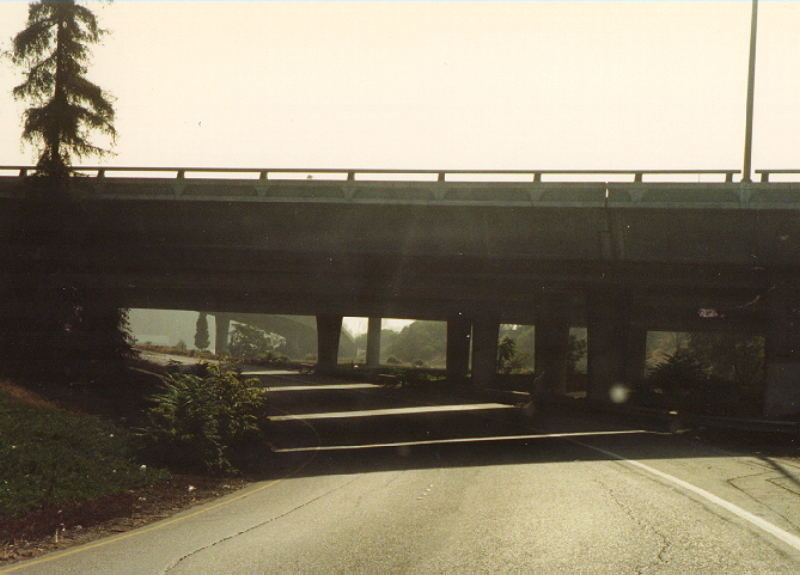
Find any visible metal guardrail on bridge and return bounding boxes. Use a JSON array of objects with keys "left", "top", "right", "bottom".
[
  {"left": 0, "top": 166, "right": 742, "bottom": 183},
  {"left": 3, "top": 167, "right": 800, "bottom": 208},
  {"left": 756, "top": 169, "right": 800, "bottom": 183}
]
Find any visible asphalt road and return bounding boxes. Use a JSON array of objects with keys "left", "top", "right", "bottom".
[{"left": 6, "top": 373, "right": 800, "bottom": 574}]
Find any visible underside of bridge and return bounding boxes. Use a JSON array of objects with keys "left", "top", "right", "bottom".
[{"left": 1, "top": 172, "right": 799, "bottom": 416}]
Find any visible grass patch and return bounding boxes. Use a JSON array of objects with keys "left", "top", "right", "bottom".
[{"left": 0, "top": 388, "right": 168, "bottom": 519}]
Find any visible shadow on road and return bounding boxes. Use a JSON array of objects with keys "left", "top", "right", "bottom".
[{"left": 247, "top": 371, "right": 800, "bottom": 482}]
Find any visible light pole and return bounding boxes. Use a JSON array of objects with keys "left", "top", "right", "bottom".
[{"left": 742, "top": 0, "right": 759, "bottom": 183}]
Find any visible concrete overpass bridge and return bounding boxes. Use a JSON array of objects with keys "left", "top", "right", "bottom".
[{"left": 2, "top": 166, "right": 799, "bottom": 416}]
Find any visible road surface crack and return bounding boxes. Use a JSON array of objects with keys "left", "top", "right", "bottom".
[
  {"left": 595, "top": 477, "right": 672, "bottom": 573},
  {"left": 161, "top": 476, "right": 361, "bottom": 574},
  {"left": 725, "top": 467, "right": 800, "bottom": 533}
]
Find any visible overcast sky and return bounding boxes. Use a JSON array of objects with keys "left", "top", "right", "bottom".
[
  {"left": 1, "top": 1, "right": 799, "bottom": 175},
  {"left": 1, "top": 1, "right": 798, "bottom": 332}
]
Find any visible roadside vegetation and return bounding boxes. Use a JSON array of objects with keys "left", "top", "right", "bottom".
[
  {"left": 0, "top": 358, "right": 268, "bottom": 555},
  {"left": 0, "top": 385, "right": 168, "bottom": 521},
  {"left": 636, "top": 332, "right": 766, "bottom": 417},
  {"left": 137, "top": 364, "right": 270, "bottom": 473}
]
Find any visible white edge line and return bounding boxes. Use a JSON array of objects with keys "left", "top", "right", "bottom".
[
  {"left": 264, "top": 384, "right": 380, "bottom": 392},
  {"left": 571, "top": 439, "right": 800, "bottom": 553},
  {"left": 269, "top": 403, "right": 514, "bottom": 421},
  {"left": 274, "top": 430, "right": 652, "bottom": 452}
]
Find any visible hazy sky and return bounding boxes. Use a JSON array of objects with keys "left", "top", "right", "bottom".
[
  {"left": 1, "top": 1, "right": 799, "bottom": 174},
  {"left": 1, "top": 1, "right": 798, "bottom": 333}
]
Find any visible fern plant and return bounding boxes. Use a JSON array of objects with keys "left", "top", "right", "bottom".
[{"left": 138, "top": 365, "right": 268, "bottom": 472}]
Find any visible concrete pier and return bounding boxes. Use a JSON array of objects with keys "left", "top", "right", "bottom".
[
  {"left": 366, "top": 316, "right": 382, "bottom": 368},
  {"left": 446, "top": 316, "right": 471, "bottom": 383},
  {"left": 587, "top": 291, "right": 630, "bottom": 402},
  {"left": 764, "top": 281, "right": 800, "bottom": 417},
  {"left": 471, "top": 318, "right": 499, "bottom": 386},
  {"left": 535, "top": 301, "right": 571, "bottom": 396},
  {"left": 316, "top": 314, "right": 343, "bottom": 374}
]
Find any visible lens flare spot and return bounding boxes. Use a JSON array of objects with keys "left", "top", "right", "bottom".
[{"left": 609, "top": 383, "right": 631, "bottom": 404}]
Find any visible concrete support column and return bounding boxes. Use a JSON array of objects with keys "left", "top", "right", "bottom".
[
  {"left": 534, "top": 303, "right": 571, "bottom": 397},
  {"left": 446, "top": 316, "right": 471, "bottom": 383},
  {"left": 764, "top": 282, "right": 800, "bottom": 417},
  {"left": 214, "top": 313, "right": 231, "bottom": 356},
  {"left": 471, "top": 318, "right": 499, "bottom": 387},
  {"left": 625, "top": 325, "right": 649, "bottom": 384},
  {"left": 366, "top": 317, "right": 382, "bottom": 368},
  {"left": 587, "top": 291, "right": 630, "bottom": 402},
  {"left": 316, "top": 314, "right": 343, "bottom": 374}
]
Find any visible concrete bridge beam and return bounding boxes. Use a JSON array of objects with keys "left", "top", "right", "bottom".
[
  {"left": 446, "top": 316, "right": 471, "bottom": 384},
  {"left": 366, "top": 317, "right": 381, "bottom": 368},
  {"left": 316, "top": 314, "right": 343, "bottom": 374},
  {"left": 764, "top": 282, "right": 800, "bottom": 417},
  {"left": 471, "top": 318, "right": 499, "bottom": 386}
]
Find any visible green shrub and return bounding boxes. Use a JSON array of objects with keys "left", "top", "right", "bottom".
[
  {"left": 247, "top": 352, "right": 291, "bottom": 368},
  {"left": 229, "top": 323, "right": 286, "bottom": 362},
  {"left": 138, "top": 365, "right": 268, "bottom": 473},
  {"left": 0, "top": 394, "right": 167, "bottom": 518},
  {"left": 642, "top": 350, "right": 755, "bottom": 415},
  {"left": 648, "top": 350, "right": 708, "bottom": 400}
]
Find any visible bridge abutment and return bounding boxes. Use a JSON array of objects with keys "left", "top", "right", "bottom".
[
  {"left": 446, "top": 316, "right": 471, "bottom": 383},
  {"left": 764, "top": 282, "right": 800, "bottom": 417},
  {"left": 316, "top": 314, "right": 343, "bottom": 374}
]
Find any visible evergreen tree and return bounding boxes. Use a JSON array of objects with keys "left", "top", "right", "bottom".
[
  {"left": 1, "top": 1, "right": 131, "bottom": 384},
  {"left": 194, "top": 313, "right": 210, "bottom": 351},
  {"left": 11, "top": 0, "right": 115, "bottom": 182}
]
